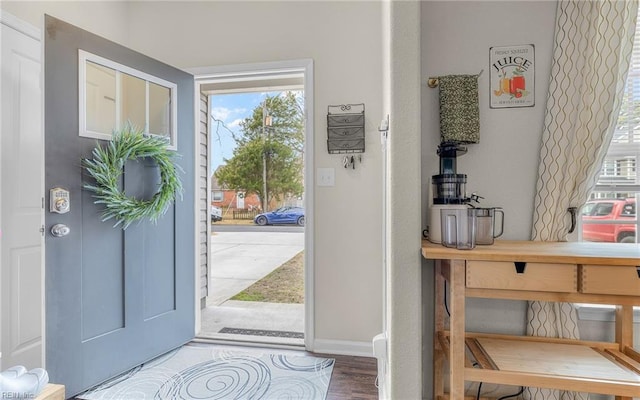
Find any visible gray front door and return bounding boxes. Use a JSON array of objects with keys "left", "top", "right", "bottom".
[{"left": 44, "top": 16, "right": 195, "bottom": 397}]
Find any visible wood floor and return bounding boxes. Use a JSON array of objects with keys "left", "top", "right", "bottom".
[{"left": 322, "top": 353, "right": 379, "bottom": 400}]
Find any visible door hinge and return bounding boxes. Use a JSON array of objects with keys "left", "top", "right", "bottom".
[{"left": 40, "top": 225, "right": 45, "bottom": 236}]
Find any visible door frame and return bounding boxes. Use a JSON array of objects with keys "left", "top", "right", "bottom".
[
  {"left": 188, "top": 59, "right": 315, "bottom": 350},
  {"left": 0, "top": 10, "right": 45, "bottom": 370}
]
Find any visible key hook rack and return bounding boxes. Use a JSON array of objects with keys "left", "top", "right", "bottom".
[{"left": 327, "top": 103, "right": 365, "bottom": 156}]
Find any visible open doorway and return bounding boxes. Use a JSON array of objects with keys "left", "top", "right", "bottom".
[{"left": 192, "top": 61, "right": 314, "bottom": 348}]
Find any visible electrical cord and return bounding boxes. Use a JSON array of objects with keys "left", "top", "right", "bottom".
[
  {"left": 444, "top": 280, "right": 450, "bottom": 316},
  {"left": 475, "top": 385, "right": 524, "bottom": 400},
  {"left": 476, "top": 382, "right": 483, "bottom": 400},
  {"left": 497, "top": 387, "right": 524, "bottom": 400}
]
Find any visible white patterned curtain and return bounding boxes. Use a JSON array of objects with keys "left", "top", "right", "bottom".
[{"left": 527, "top": 1, "right": 637, "bottom": 400}]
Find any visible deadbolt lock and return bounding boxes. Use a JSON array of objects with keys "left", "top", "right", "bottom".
[{"left": 50, "top": 187, "right": 70, "bottom": 214}]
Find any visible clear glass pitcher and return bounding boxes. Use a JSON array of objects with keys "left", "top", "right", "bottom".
[
  {"left": 472, "top": 207, "right": 504, "bottom": 245},
  {"left": 440, "top": 208, "right": 477, "bottom": 250}
]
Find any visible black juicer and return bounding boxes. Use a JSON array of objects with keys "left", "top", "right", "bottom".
[
  {"left": 432, "top": 141, "right": 470, "bottom": 205},
  {"left": 429, "top": 141, "right": 471, "bottom": 243}
]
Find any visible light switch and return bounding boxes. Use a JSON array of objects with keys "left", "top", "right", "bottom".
[{"left": 317, "top": 168, "right": 335, "bottom": 187}]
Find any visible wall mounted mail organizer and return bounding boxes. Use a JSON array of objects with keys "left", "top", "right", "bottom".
[{"left": 327, "top": 103, "right": 365, "bottom": 154}]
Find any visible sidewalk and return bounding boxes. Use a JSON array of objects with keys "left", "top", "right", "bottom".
[
  {"left": 200, "top": 230, "right": 304, "bottom": 343},
  {"left": 207, "top": 231, "right": 304, "bottom": 306}
]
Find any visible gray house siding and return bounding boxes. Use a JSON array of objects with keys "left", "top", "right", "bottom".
[{"left": 199, "top": 92, "right": 209, "bottom": 304}]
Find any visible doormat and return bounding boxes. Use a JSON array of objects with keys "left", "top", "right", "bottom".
[
  {"left": 77, "top": 344, "right": 334, "bottom": 400},
  {"left": 219, "top": 327, "right": 305, "bottom": 339}
]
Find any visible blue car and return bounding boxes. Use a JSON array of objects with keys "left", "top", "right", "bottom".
[{"left": 254, "top": 206, "right": 305, "bottom": 226}]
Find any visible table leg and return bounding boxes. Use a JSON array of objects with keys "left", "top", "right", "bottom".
[
  {"left": 615, "top": 305, "right": 633, "bottom": 400},
  {"left": 448, "top": 259, "right": 466, "bottom": 399},
  {"left": 615, "top": 305, "right": 633, "bottom": 350},
  {"left": 434, "top": 260, "right": 444, "bottom": 399}
]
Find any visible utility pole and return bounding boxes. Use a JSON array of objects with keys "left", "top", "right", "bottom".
[{"left": 262, "top": 100, "right": 272, "bottom": 212}]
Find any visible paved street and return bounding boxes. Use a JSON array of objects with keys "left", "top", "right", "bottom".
[{"left": 212, "top": 224, "right": 304, "bottom": 233}]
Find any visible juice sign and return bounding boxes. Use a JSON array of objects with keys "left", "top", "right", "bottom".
[{"left": 490, "top": 44, "right": 535, "bottom": 108}]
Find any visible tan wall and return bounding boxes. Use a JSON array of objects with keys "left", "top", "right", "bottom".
[
  {"left": 1, "top": 1, "right": 130, "bottom": 46},
  {"left": 386, "top": 2, "right": 423, "bottom": 398}
]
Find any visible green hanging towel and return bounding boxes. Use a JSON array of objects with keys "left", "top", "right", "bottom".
[{"left": 438, "top": 74, "right": 480, "bottom": 144}]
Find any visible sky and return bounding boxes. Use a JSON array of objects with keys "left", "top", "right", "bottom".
[{"left": 210, "top": 91, "right": 281, "bottom": 174}]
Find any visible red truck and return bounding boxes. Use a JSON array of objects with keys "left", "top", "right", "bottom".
[{"left": 581, "top": 198, "right": 636, "bottom": 243}]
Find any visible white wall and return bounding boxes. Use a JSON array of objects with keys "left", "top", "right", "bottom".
[{"left": 2, "top": 1, "right": 385, "bottom": 352}]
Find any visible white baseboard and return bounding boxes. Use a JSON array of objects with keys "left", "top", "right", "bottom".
[{"left": 312, "top": 339, "right": 373, "bottom": 358}]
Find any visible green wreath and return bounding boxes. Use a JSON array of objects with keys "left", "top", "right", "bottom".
[{"left": 83, "top": 124, "right": 183, "bottom": 229}]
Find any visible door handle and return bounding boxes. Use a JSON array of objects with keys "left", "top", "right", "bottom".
[{"left": 50, "top": 224, "right": 70, "bottom": 237}]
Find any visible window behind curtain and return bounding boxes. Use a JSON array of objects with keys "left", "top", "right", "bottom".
[{"left": 581, "top": 8, "right": 640, "bottom": 244}]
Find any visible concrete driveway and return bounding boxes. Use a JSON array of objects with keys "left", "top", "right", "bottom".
[{"left": 208, "top": 231, "right": 304, "bottom": 306}]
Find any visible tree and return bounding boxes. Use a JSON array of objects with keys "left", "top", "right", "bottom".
[
  {"left": 215, "top": 91, "right": 304, "bottom": 211},
  {"left": 237, "top": 92, "right": 304, "bottom": 154}
]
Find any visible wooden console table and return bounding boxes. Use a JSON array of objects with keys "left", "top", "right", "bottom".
[
  {"left": 422, "top": 240, "right": 640, "bottom": 400},
  {"left": 35, "top": 384, "right": 65, "bottom": 400}
]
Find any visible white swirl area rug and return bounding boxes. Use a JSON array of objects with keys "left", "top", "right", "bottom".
[{"left": 78, "top": 344, "right": 335, "bottom": 400}]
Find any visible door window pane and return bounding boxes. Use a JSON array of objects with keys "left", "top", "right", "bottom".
[
  {"left": 120, "top": 72, "right": 146, "bottom": 131},
  {"left": 85, "top": 61, "right": 116, "bottom": 134},
  {"left": 149, "top": 82, "right": 171, "bottom": 138},
  {"left": 80, "top": 50, "right": 177, "bottom": 149}
]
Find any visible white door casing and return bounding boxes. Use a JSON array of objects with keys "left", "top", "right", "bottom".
[
  {"left": 0, "top": 11, "right": 44, "bottom": 371},
  {"left": 190, "top": 59, "right": 315, "bottom": 350}
]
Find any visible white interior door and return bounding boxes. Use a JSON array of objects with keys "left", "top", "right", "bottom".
[{"left": 0, "top": 12, "right": 44, "bottom": 371}]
